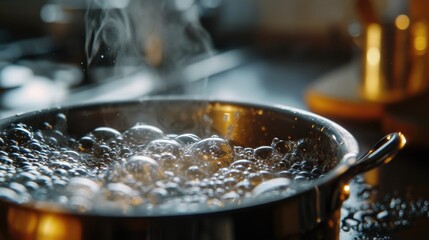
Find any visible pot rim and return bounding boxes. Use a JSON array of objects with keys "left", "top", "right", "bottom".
[{"left": 0, "top": 97, "right": 360, "bottom": 218}]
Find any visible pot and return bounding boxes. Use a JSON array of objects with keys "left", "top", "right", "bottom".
[{"left": 0, "top": 98, "right": 405, "bottom": 240}]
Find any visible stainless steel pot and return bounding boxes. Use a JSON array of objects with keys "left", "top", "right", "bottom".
[{"left": 0, "top": 98, "right": 406, "bottom": 240}]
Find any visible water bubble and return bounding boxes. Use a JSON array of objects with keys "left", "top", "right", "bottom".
[
  {"left": 0, "top": 116, "right": 338, "bottom": 215},
  {"left": 124, "top": 155, "right": 163, "bottom": 184},
  {"left": 221, "top": 191, "right": 240, "bottom": 203},
  {"left": 0, "top": 187, "right": 21, "bottom": 203},
  {"left": 144, "top": 139, "right": 181, "bottom": 158},
  {"left": 79, "top": 136, "right": 96, "bottom": 152},
  {"left": 311, "top": 167, "right": 322, "bottom": 177},
  {"left": 16, "top": 172, "right": 37, "bottom": 182},
  {"left": 376, "top": 210, "right": 390, "bottom": 220},
  {"left": 147, "top": 187, "right": 168, "bottom": 205},
  {"left": 24, "top": 181, "right": 39, "bottom": 191},
  {"left": 54, "top": 168, "right": 68, "bottom": 177},
  {"left": 93, "top": 144, "right": 113, "bottom": 159},
  {"left": 186, "top": 165, "right": 206, "bottom": 180},
  {"left": 0, "top": 156, "right": 13, "bottom": 165},
  {"left": 63, "top": 150, "right": 80, "bottom": 160},
  {"left": 254, "top": 146, "right": 281, "bottom": 168},
  {"left": 238, "top": 147, "right": 252, "bottom": 160},
  {"left": 276, "top": 170, "right": 293, "bottom": 179},
  {"left": 258, "top": 170, "right": 275, "bottom": 180},
  {"left": 283, "top": 152, "right": 302, "bottom": 165},
  {"left": 122, "top": 124, "right": 164, "bottom": 145},
  {"left": 234, "top": 179, "right": 254, "bottom": 194},
  {"left": 38, "top": 165, "right": 54, "bottom": 176},
  {"left": 223, "top": 177, "right": 237, "bottom": 189},
  {"left": 190, "top": 137, "right": 234, "bottom": 173},
  {"left": 53, "top": 179, "right": 68, "bottom": 187},
  {"left": 102, "top": 183, "right": 138, "bottom": 205},
  {"left": 50, "top": 160, "right": 72, "bottom": 170},
  {"left": 92, "top": 127, "right": 121, "bottom": 141},
  {"left": 69, "top": 195, "right": 93, "bottom": 212},
  {"left": 252, "top": 178, "right": 291, "bottom": 196},
  {"left": 207, "top": 198, "right": 224, "bottom": 208},
  {"left": 6, "top": 126, "right": 33, "bottom": 143},
  {"left": 157, "top": 153, "right": 180, "bottom": 171},
  {"left": 175, "top": 133, "right": 201, "bottom": 145},
  {"left": 67, "top": 177, "right": 100, "bottom": 197},
  {"left": 54, "top": 113, "right": 68, "bottom": 132},
  {"left": 271, "top": 138, "right": 292, "bottom": 154},
  {"left": 163, "top": 181, "right": 182, "bottom": 197},
  {"left": 8, "top": 182, "right": 28, "bottom": 195},
  {"left": 35, "top": 175, "right": 52, "bottom": 187},
  {"left": 248, "top": 172, "right": 263, "bottom": 186},
  {"left": 230, "top": 159, "right": 254, "bottom": 170}
]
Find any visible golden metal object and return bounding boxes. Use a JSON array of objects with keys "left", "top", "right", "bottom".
[{"left": 359, "top": 0, "right": 429, "bottom": 103}]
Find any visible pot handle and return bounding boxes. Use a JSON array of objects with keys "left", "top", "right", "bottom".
[{"left": 343, "top": 132, "right": 406, "bottom": 181}]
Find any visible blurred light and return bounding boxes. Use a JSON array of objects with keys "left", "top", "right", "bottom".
[
  {"left": 8, "top": 208, "right": 38, "bottom": 238},
  {"left": 363, "top": 23, "right": 382, "bottom": 100},
  {"left": 201, "top": 0, "right": 222, "bottom": 9},
  {"left": 348, "top": 21, "right": 362, "bottom": 38},
  {"left": 40, "top": 4, "right": 67, "bottom": 23},
  {"left": 104, "top": 0, "right": 130, "bottom": 9},
  {"left": 0, "top": 65, "right": 32, "bottom": 88},
  {"left": 367, "top": 47, "right": 380, "bottom": 65},
  {"left": 173, "top": 0, "right": 194, "bottom": 11},
  {"left": 413, "top": 22, "right": 427, "bottom": 55},
  {"left": 37, "top": 215, "right": 81, "bottom": 240},
  {"left": 395, "top": 14, "right": 410, "bottom": 30},
  {"left": 2, "top": 76, "right": 67, "bottom": 109},
  {"left": 398, "top": 132, "right": 407, "bottom": 149},
  {"left": 343, "top": 184, "right": 350, "bottom": 194}
]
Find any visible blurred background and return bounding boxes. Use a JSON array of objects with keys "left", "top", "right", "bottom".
[
  {"left": 1, "top": 0, "right": 429, "bottom": 239},
  {"left": 0, "top": 0, "right": 356, "bottom": 112}
]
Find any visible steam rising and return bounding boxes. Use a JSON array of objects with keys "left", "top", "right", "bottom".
[{"left": 85, "top": 0, "right": 213, "bottom": 78}]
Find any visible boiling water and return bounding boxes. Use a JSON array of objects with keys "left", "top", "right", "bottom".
[{"left": 0, "top": 114, "right": 335, "bottom": 215}]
